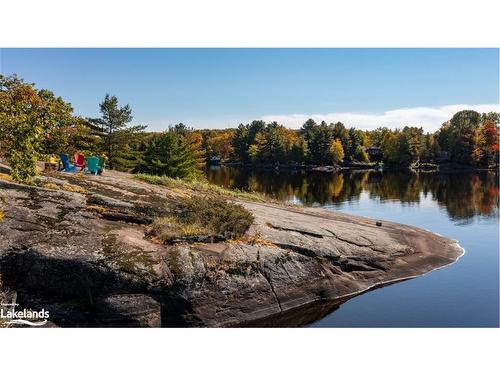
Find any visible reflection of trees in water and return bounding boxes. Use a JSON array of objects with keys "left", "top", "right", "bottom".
[
  {"left": 365, "top": 171, "right": 421, "bottom": 203},
  {"left": 206, "top": 167, "right": 499, "bottom": 221},
  {"left": 363, "top": 171, "right": 499, "bottom": 220},
  {"left": 419, "top": 172, "right": 499, "bottom": 221}
]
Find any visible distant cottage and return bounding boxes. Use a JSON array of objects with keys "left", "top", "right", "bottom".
[
  {"left": 209, "top": 156, "right": 221, "bottom": 166},
  {"left": 436, "top": 151, "right": 451, "bottom": 162}
]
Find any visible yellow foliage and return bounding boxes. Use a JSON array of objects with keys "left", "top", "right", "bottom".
[
  {"left": 152, "top": 216, "right": 208, "bottom": 243},
  {"left": 42, "top": 181, "right": 87, "bottom": 194},
  {"left": 329, "top": 139, "right": 345, "bottom": 164},
  {"left": 42, "top": 182, "right": 60, "bottom": 190},
  {"left": 61, "top": 183, "right": 87, "bottom": 194},
  {"left": 0, "top": 173, "right": 13, "bottom": 182},
  {"left": 48, "top": 155, "right": 59, "bottom": 164},
  {"left": 86, "top": 205, "right": 106, "bottom": 214}
]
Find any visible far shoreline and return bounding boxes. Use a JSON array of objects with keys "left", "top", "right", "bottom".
[{"left": 217, "top": 161, "right": 499, "bottom": 173}]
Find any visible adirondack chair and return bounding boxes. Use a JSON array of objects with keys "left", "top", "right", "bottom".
[
  {"left": 85, "top": 156, "right": 101, "bottom": 176},
  {"left": 98, "top": 156, "right": 106, "bottom": 171},
  {"left": 74, "top": 153, "right": 86, "bottom": 170},
  {"left": 59, "top": 153, "right": 77, "bottom": 172}
]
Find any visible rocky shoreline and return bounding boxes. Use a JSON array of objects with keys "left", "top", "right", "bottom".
[{"left": 0, "top": 169, "right": 464, "bottom": 327}]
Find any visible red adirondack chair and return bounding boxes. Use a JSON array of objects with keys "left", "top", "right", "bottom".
[{"left": 74, "top": 153, "right": 86, "bottom": 170}]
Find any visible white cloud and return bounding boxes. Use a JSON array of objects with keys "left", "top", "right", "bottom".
[
  {"left": 141, "top": 104, "right": 500, "bottom": 132},
  {"left": 260, "top": 104, "right": 500, "bottom": 132}
]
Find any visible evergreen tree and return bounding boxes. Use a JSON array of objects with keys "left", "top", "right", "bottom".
[
  {"left": 401, "top": 126, "right": 424, "bottom": 162},
  {"left": 231, "top": 120, "right": 266, "bottom": 163},
  {"left": 135, "top": 131, "right": 198, "bottom": 178},
  {"left": 420, "top": 133, "right": 440, "bottom": 163},
  {"left": 346, "top": 128, "right": 364, "bottom": 161},
  {"left": 448, "top": 110, "right": 482, "bottom": 164},
  {"left": 169, "top": 123, "right": 206, "bottom": 170},
  {"left": 90, "top": 94, "right": 146, "bottom": 170}
]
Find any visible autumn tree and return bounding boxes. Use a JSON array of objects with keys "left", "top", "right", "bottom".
[
  {"left": 0, "top": 75, "right": 74, "bottom": 183},
  {"left": 206, "top": 130, "right": 235, "bottom": 161},
  {"left": 186, "top": 131, "right": 206, "bottom": 170},
  {"left": 435, "top": 110, "right": 499, "bottom": 166},
  {"left": 354, "top": 145, "right": 369, "bottom": 162},
  {"left": 474, "top": 119, "right": 499, "bottom": 166},
  {"left": 482, "top": 119, "right": 499, "bottom": 166},
  {"left": 329, "top": 139, "right": 345, "bottom": 164}
]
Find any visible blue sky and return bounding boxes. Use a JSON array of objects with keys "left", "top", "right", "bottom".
[{"left": 0, "top": 48, "right": 498, "bottom": 131}]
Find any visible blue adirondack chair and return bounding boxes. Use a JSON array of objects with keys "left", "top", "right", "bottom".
[
  {"left": 85, "top": 156, "right": 102, "bottom": 176},
  {"left": 59, "top": 153, "right": 77, "bottom": 172}
]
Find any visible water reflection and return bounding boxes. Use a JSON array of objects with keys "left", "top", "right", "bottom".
[{"left": 207, "top": 167, "right": 499, "bottom": 222}]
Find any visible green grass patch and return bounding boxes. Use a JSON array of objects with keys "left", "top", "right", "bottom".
[{"left": 133, "top": 173, "right": 267, "bottom": 202}]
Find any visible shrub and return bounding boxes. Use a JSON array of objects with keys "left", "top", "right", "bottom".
[
  {"left": 153, "top": 195, "right": 254, "bottom": 243},
  {"left": 173, "top": 195, "right": 254, "bottom": 238},
  {"left": 152, "top": 216, "right": 208, "bottom": 243}
]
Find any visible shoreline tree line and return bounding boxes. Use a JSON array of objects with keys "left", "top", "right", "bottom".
[{"left": 1, "top": 74, "right": 498, "bottom": 184}]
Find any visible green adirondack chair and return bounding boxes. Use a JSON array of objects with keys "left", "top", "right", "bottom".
[
  {"left": 85, "top": 156, "right": 101, "bottom": 176},
  {"left": 98, "top": 156, "right": 106, "bottom": 171}
]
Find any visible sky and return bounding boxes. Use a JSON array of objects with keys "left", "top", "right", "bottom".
[{"left": 1, "top": 48, "right": 498, "bottom": 132}]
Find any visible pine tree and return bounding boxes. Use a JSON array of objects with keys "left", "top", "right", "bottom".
[
  {"left": 135, "top": 131, "right": 198, "bottom": 179},
  {"left": 90, "top": 94, "right": 145, "bottom": 170}
]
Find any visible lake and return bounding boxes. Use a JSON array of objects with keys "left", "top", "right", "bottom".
[{"left": 207, "top": 166, "right": 499, "bottom": 327}]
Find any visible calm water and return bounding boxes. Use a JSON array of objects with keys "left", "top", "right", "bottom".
[{"left": 207, "top": 166, "right": 500, "bottom": 327}]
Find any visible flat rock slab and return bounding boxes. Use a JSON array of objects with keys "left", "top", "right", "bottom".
[{"left": 0, "top": 170, "right": 464, "bottom": 327}]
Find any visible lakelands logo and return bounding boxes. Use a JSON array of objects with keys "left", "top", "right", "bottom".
[{"left": 1, "top": 303, "right": 49, "bottom": 327}]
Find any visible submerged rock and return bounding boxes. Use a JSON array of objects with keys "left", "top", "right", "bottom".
[{"left": 0, "top": 169, "right": 464, "bottom": 327}]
